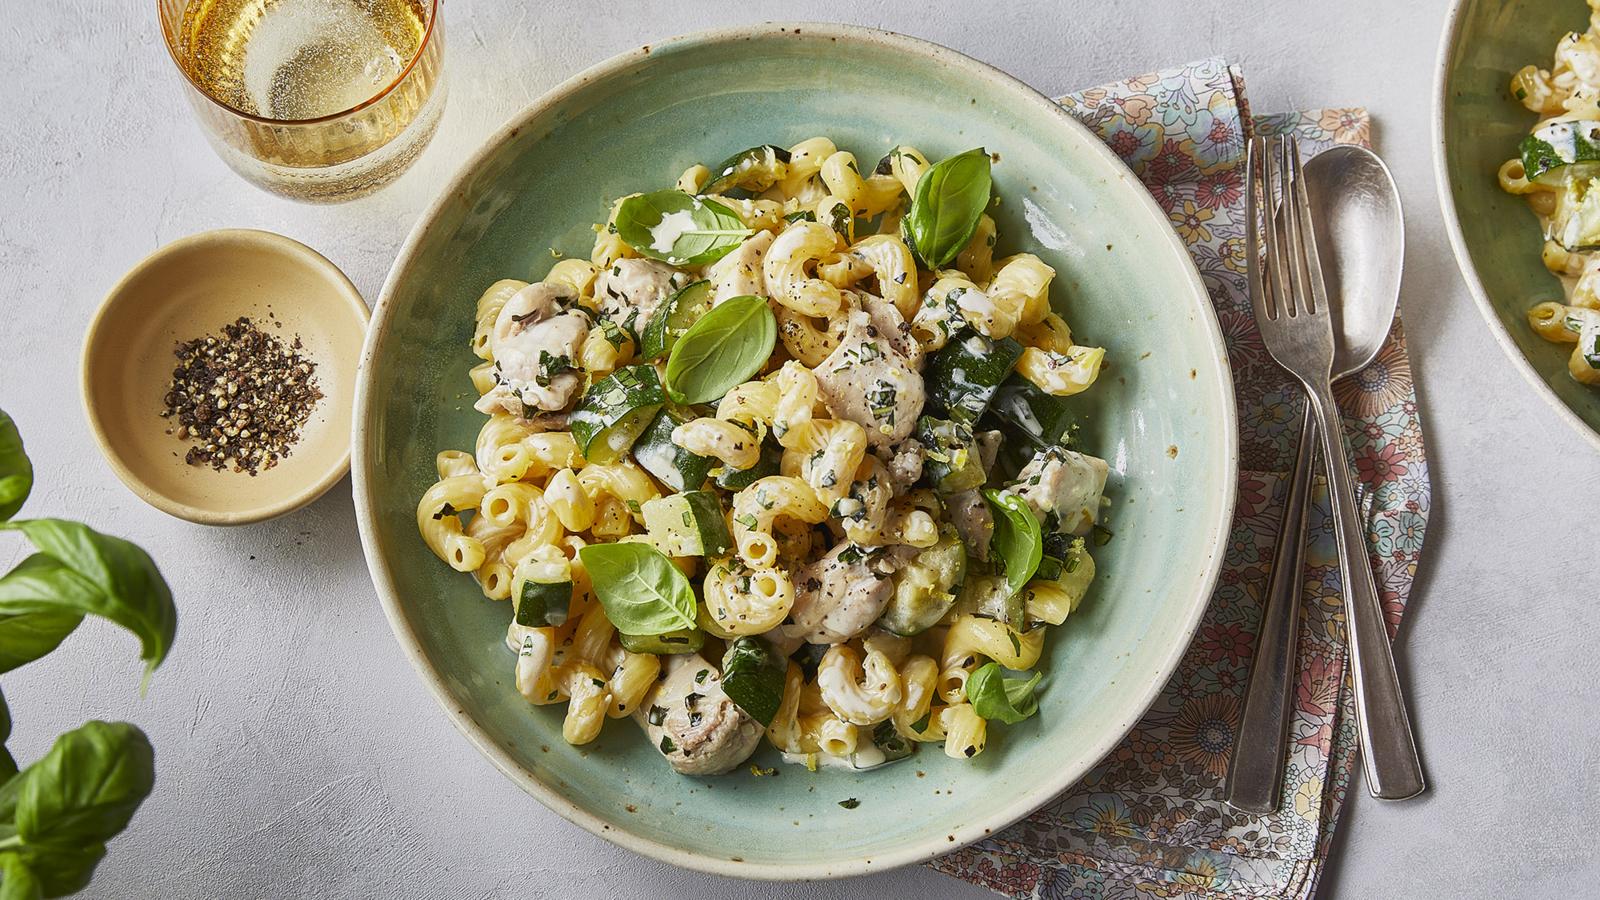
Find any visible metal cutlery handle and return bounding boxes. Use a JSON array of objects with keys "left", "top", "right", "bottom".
[
  {"left": 1303, "top": 381, "right": 1425, "bottom": 801},
  {"left": 1225, "top": 403, "right": 1317, "bottom": 813}
]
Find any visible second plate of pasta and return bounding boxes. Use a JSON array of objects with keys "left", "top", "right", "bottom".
[{"left": 356, "top": 23, "right": 1236, "bottom": 879}]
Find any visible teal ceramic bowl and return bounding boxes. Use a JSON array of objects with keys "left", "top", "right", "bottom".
[
  {"left": 355, "top": 23, "right": 1236, "bottom": 878},
  {"left": 1436, "top": 0, "right": 1600, "bottom": 449}
]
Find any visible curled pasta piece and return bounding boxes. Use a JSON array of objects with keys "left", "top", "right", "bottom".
[
  {"left": 766, "top": 663, "right": 806, "bottom": 752},
  {"left": 989, "top": 253, "right": 1057, "bottom": 327},
  {"left": 468, "top": 361, "right": 498, "bottom": 396},
  {"left": 892, "top": 655, "right": 940, "bottom": 740},
  {"left": 590, "top": 195, "right": 639, "bottom": 268},
  {"left": 1015, "top": 311, "right": 1075, "bottom": 353},
  {"left": 1016, "top": 346, "right": 1107, "bottom": 397},
  {"left": 882, "top": 145, "right": 930, "bottom": 196},
  {"left": 836, "top": 457, "right": 892, "bottom": 546},
  {"left": 730, "top": 476, "right": 829, "bottom": 568},
  {"left": 474, "top": 279, "right": 529, "bottom": 360},
  {"left": 845, "top": 235, "right": 918, "bottom": 318},
  {"left": 676, "top": 163, "right": 710, "bottom": 193},
  {"left": 779, "top": 418, "right": 867, "bottom": 505},
  {"left": 779, "top": 136, "right": 838, "bottom": 198},
  {"left": 816, "top": 645, "right": 903, "bottom": 726},
  {"left": 703, "top": 560, "right": 796, "bottom": 635},
  {"left": 578, "top": 461, "right": 658, "bottom": 525},
  {"left": 546, "top": 259, "right": 599, "bottom": 298},
  {"left": 776, "top": 304, "right": 849, "bottom": 367},
  {"left": 545, "top": 468, "right": 596, "bottom": 532},
  {"left": 436, "top": 450, "right": 477, "bottom": 479},
  {"left": 557, "top": 661, "right": 612, "bottom": 745},
  {"left": 939, "top": 702, "right": 988, "bottom": 759},
  {"left": 673, "top": 417, "right": 763, "bottom": 471},
  {"left": 512, "top": 624, "right": 558, "bottom": 703},
  {"left": 772, "top": 361, "right": 818, "bottom": 440},
  {"left": 604, "top": 643, "right": 662, "bottom": 718},
  {"left": 417, "top": 475, "right": 488, "bottom": 572},
  {"left": 716, "top": 379, "right": 780, "bottom": 430},
  {"left": 819, "top": 151, "right": 904, "bottom": 216},
  {"left": 765, "top": 221, "right": 845, "bottom": 317}
]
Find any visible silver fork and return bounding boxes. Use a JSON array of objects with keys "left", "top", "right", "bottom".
[{"left": 1242, "top": 136, "right": 1425, "bottom": 802}]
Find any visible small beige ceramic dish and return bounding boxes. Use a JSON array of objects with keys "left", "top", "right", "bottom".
[{"left": 82, "top": 229, "right": 368, "bottom": 525}]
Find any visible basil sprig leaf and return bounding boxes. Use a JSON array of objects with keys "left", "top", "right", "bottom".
[
  {"left": 579, "top": 543, "right": 697, "bottom": 636},
  {"left": 0, "top": 520, "right": 177, "bottom": 681},
  {"left": 663, "top": 296, "right": 776, "bottom": 404},
  {"left": 0, "top": 410, "right": 31, "bottom": 523},
  {"left": 16, "top": 721, "right": 155, "bottom": 848},
  {"left": 983, "top": 489, "right": 1042, "bottom": 601},
  {"left": 904, "top": 147, "right": 992, "bottom": 269},
  {"left": 966, "top": 662, "right": 1043, "bottom": 725},
  {"left": 614, "top": 190, "right": 752, "bottom": 267}
]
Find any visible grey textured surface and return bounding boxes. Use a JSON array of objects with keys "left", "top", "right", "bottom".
[{"left": 1, "top": 0, "right": 1597, "bottom": 897}]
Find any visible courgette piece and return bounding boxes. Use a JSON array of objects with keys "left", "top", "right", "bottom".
[
  {"left": 700, "top": 144, "right": 792, "bottom": 197},
  {"left": 872, "top": 720, "right": 915, "bottom": 762},
  {"left": 618, "top": 627, "right": 706, "bottom": 655},
  {"left": 641, "top": 490, "right": 732, "bottom": 558},
  {"left": 640, "top": 280, "right": 713, "bottom": 360},
  {"left": 1521, "top": 119, "right": 1600, "bottom": 186},
  {"left": 982, "top": 374, "right": 1085, "bottom": 481},
  {"left": 916, "top": 417, "right": 987, "bottom": 494},
  {"left": 632, "top": 405, "right": 714, "bottom": 491},
  {"left": 1034, "top": 531, "right": 1073, "bottom": 582},
  {"left": 878, "top": 527, "right": 968, "bottom": 636},
  {"left": 924, "top": 330, "right": 1025, "bottom": 424},
  {"left": 721, "top": 636, "right": 786, "bottom": 727},
  {"left": 513, "top": 578, "right": 573, "bottom": 628},
  {"left": 713, "top": 435, "right": 782, "bottom": 490},
  {"left": 570, "top": 365, "right": 665, "bottom": 464},
  {"left": 1550, "top": 176, "right": 1600, "bottom": 251}
]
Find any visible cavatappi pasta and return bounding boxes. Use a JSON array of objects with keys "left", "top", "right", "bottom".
[
  {"left": 417, "top": 137, "right": 1113, "bottom": 776},
  {"left": 1500, "top": 5, "right": 1600, "bottom": 385}
]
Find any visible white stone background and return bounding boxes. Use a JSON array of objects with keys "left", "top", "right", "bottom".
[{"left": 2, "top": 0, "right": 1598, "bottom": 897}]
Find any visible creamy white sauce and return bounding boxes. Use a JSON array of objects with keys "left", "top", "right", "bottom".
[
  {"left": 648, "top": 208, "right": 699, "bottom": 254},
  {"left": 780, "top": 743, "right": 890, "bottom": 771}
]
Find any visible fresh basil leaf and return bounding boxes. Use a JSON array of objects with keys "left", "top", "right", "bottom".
[
  {"left": 0, "top": 609, "right": 81, "bottom": 677},
  {"left": 0, "top": 410, "right": 30, "bottom": 523},
  {"left": 0, "top": 854, "right": 41, "bottom": 900},
  {"left": 965, "top": 662, "right": 1042, "bottom": 725},
  {"left": 16, "top": 721, "right": 154, "bottom": 849},
  {"left": 0, "top": 687, "right": 13, "bottom": 785},
  {"left": 663, "top": 296, "right": 776, "bottom": 405},
  {"left": 578, "top": 543, "right": 697, "bottom": 635},
  {"left": 2, "top": 842, "right": 104, "bottom": 898},
  {"left": 614, "top": 190, "right": 751, "bottom": 267},
  {"left": 905, "top": 148, "right": 992, "bottom": 269},
  {"left": 0, "top": 521, "right": 176, "bottom": 679},
  {"left": 982, "top": 489, "right": 1042, "bottom": 600}
]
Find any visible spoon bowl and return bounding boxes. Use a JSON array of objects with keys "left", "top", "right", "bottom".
[{"left": 1304, "top": 144, "right": 1405, "bottom": 377}]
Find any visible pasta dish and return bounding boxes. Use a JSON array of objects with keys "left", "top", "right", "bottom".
[
  {"left": 1499, "top": 5, "right": 1600, "bottom": 385},
  {"left": 416, "top": 137, "right": 1110, "bottom": 775}
]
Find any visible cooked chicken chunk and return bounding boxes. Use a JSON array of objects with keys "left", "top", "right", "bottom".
[
  {"left": 859, "top": 292, "right": 921, "bottom": 363},
  {"left": 1012, "top": 446, "right": 1110, "bottom": 535},
  {"left": 593, "top": 258, "right": 690, "bottom": 333},
  {"left": 707, "top": 229, "right": 773, "bottom": 304},
  {"left": 475, "top": 281, "right": 589, "bottom": 416},
  {"left": 788, "top": 543, "right": 914, "bottom": 644},
  {"left": 634, "top": 654, "right": 762, "bottom": 776},
  {"left": 814, "top": 308, "right": 925, "bottom": 449},
  {"left": 883, "top": 438, "right": 925, "bottom": 492}
]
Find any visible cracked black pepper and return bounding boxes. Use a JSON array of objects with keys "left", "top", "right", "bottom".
[{"left": 159, "top": 316, "right": 323, "bottom": 475}]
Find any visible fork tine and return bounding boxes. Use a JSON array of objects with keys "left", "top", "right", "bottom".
[
  {"left": 1285, "top": 139, "right": 1331, "bottom": 318},
  {"left": 1245, "top": 137, "right": 1271, "bottom": 324},
  {"left": 1263, "top": 137, "right": 1294, "bottom": 323}
]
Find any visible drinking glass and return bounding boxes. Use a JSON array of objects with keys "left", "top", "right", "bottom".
[{"left": 158, "top": 0, "right": 446, "bottom": 202}]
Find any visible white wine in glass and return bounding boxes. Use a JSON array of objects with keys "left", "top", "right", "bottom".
[{"left": 160, "top": 0, "right": 446, "bottom": 202}]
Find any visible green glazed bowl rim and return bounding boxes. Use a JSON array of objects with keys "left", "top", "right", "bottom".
[
  {"left": 1432, "top": 0, "right": 1600, "bottom": 451},
  {"left": 355, "top": 21, "right": 1238, "bottom": 878}
]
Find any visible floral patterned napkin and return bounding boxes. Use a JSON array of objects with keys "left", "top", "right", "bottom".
[{"left": 927, "top": 58, "right": 1430, "bottom": 900}]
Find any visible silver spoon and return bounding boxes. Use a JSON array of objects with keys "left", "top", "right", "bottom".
[{"left": 1225, "top": 144, "right": 1410, "bottom": 813}]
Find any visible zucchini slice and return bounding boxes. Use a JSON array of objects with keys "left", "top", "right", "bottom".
[
  {"left": 713, "top": 435, "right": 782, "bottom": 490},
  {"left": 1521, "top": 119, "right": 1600, "bottom": 186},
  {"left": 641, "top": 490, "right": 732, "bottom": 558},
  {"left": 632, "top": 405, "right": 714, "bottom": 491},
  {"left": 640, "top": 280, "right": 713, "bottom": 360},
  {"left": 982, "top": 374, "right": 1085, "bottom": 481},
  {"left": 618, "top": 627, "right": 706, "bottom": 655},
  {"left": 924, "top": 330, "right": 1024, "bottom": 423},
  {"left": 513, "top": 578, "right": 573, "bottom": 628},
  {"left": 720, "top": 636, "right": 787, "bottom": 727},
  {"left": 700, "top": 144, "right": 791, "bottom": 197},
  {"left": 916, "top": 417, "right": 987, "bottom": 494},
  {"left": 878, "top": 527, "right": 967, "bottom": 636},
  {"left": 570, "top": 365, "right": 665, "bottom": 464}
]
